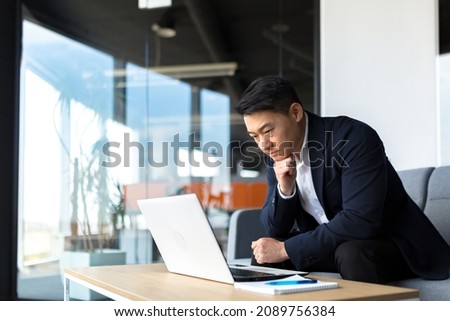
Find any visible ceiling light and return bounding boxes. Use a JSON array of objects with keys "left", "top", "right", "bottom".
[
  {"left": 150, "top": 62, "right": 238, "bottom": 79},
  {"left": 106, "top": 62, "right": 238, "bottom": 80},
  {"left": 151, "top": 10, "right": 176, "bottom": 38},
  {"left": 138, "top": 0, "right": 172, "bottom": 9},
  {"left": 151, "top": 22, "right": 176, "bottom": 38}
]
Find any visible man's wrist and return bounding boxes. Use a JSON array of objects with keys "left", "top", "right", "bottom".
[
  {"left": 277, "top": 184, "right": 296, "bottom": 199},
  {"left": 281, "top": 242, "right": 289, "bottom": 261}
]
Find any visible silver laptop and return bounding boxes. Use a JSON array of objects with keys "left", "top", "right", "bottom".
[{"left": 137, "top": 193, "right": 306, "bottom": 284}]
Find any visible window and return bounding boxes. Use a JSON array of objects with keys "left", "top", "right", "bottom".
[{"left": 18, "top": 20, "right": 231, "bottom": 300}]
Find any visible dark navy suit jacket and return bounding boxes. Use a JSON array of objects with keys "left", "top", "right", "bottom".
[{"left": 261, "top": 111, "right": 450, "bottom": 279}]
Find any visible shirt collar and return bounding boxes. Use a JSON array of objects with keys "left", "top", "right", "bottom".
[{"left": 295, "top": 112, "right": 309, "bottom": 164}]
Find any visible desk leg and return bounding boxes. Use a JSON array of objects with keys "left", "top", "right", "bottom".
[{"left": 64, "top": 277, "right": 70, "bottom": 301}]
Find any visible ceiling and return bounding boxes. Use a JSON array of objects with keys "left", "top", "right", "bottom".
[
  {"left": 22, "top": 0, "right": 317, "bottom": 104},
  {"left": 21, "top": 0, "right": 450, "bottom": 157}
]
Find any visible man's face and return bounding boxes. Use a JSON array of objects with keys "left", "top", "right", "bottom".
[{"left": 243, "top": 103, "right": 304, "bottom": 162}]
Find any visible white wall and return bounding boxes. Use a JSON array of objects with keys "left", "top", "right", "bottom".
[
  {"left": 320, "top": 0, "right": 438, "bottom": 170},
  {"left": 439, "top": 53, "right": 450, "bottom": 166}
]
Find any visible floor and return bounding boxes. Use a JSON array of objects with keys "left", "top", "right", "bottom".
[{"left": 17, "top": 261, "right": 64, "bottom": 301}]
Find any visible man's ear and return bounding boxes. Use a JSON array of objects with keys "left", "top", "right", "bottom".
[{"left": 289, "top": 103, "right": 303, "bottom": 122}]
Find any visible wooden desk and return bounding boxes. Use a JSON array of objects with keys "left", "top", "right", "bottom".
[{"left": 64, "top": 263, "right": 418, "bottom": 301}]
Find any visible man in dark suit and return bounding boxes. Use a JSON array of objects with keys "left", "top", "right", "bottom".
[{"left": 235, "top": 75, "right": 450, "bottom": 284}]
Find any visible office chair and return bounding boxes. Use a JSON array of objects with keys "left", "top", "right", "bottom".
[{"left": 226, "top": 208, "right": 265, "bottom": 264}]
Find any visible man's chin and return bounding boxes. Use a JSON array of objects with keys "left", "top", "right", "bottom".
[
  {"left": 270, "top": 154, "right": 289, "bottom": 162},
  {"left": 269, "top": 154, "right": 286, "bottom": 162}
]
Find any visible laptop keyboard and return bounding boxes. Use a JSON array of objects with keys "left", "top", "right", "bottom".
[{"left": 229, "top": 267, "right": 274, "bottom": 277}]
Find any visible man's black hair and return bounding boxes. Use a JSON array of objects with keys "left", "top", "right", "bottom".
[{"left": 235, "top": 75, "right": 302, "bottom": 116}]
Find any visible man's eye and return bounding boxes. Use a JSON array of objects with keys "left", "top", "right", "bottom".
[{"left": 264, "top": 129, "right": 272, "bottom": 135}]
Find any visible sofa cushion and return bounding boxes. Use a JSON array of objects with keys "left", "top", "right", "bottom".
[
  {"left": 310, "top": 271, "right": 450, "bottom": 301},
  {"left": 397, "top": 167, "right": 434, "bottom": 210},
  {"left": 423, "top": 166, "right": 450, "bottom": 245},
  {"left": 388, "top": 275, "right": 450, "bottom": 300}
]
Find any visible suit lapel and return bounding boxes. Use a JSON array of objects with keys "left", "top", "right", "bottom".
[{"left": 305, "top": 112, "right": 326, "bottom": 209}]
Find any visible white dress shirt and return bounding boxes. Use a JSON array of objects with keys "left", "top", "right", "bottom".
[{"left": 277, "top": 113, "right": 329, "bottom": 225}]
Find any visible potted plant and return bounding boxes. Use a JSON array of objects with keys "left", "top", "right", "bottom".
[
  {"left": 61, "top": 137, "right": 127, "bottom": 300},
  {"left": 51, "top": 65, "right": 129, "bottom": 299}
]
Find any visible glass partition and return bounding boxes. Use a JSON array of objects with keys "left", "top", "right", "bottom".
[
  {"left": 18, "top": 19, "right": 231, "bottom": 300},
  {"left": 20, "top": 20, "right": 114, "bottom": 266}
]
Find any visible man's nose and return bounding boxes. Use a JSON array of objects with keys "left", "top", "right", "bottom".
[{"left": 259, "top": 139, "right": 271, "bottom": 149}]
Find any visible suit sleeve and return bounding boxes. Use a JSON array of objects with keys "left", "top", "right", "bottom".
[{"left": 259, "top": 157, "right": 300, "bottom": 238}]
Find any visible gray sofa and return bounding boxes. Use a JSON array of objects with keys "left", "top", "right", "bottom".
[
  {"left": 385, "top": 166, "right": 450, "bottom": 300},
  {"left": 227, "top": 166, "right": 450, "bottom": 300}
]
